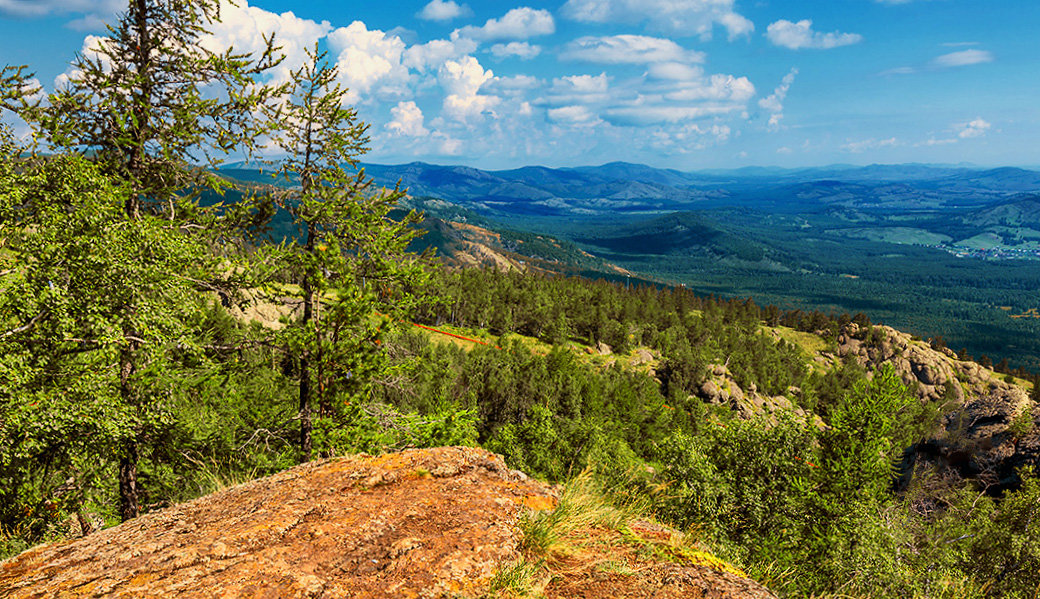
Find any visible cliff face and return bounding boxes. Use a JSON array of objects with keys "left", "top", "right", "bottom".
[{"left": 0, "top": 447, "right": 776, "bottom": 599}]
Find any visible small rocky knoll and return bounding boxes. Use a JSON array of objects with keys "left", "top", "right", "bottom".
[
  {"left": 694, "top": 323, "right": 1037, "bottom": 487},
  {"left": 0, "top": 447, "right": 775, "bottom": 599},
  {"left": 834, "top": 324, "right": 1038, "bottom": 486}
]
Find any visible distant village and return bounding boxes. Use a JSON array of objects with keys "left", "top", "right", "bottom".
[{"left": 926, "top": 244, "right": 1040, "bottom": 260}]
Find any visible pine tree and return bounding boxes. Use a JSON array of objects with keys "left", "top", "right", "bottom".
[{"left": 267, "top": 46, "right": 427, "bottom": 462}]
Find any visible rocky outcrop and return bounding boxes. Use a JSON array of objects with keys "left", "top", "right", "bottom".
[
  {"left": 697, "top": 363, "right": 822, "bottom": 428},
  {"left": 696, "top": 322, "right": 1037, "bottom": 488},
  {"left": 0, "top": 447, "right": 776, "bottom": 599},
  {"left": 834, "top": 324, "right": 1035, "bottom": 487}
]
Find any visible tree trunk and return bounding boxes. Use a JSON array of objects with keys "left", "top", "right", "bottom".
[
  {"left": 119, "top": 442, "right": 140, "bottom": 522},
  {"left": 298, "top": 355, "right": 312, "bottom": 463},
  {"left": 119, "top": 342, "right": 141, "bottom": 521},
  {"left": 298, "top": 221, "right": 317, "bottom": 463}
]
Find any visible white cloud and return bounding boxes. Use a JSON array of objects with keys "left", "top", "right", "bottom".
[
  {"left": 490, "top": 42, "right": 541, "bottom": 60},
  {"left": 604, "top": 104, "right": 740, "bottom": 126},
  {"left": 438, "top": 56, "right": 500, "bottom": 124},
  {"left": 958, "top": 117, "right": 991, "bottom": 139},
  {"left": 439, "top": 56, "right": 493, "bottom": 97},
  {"left": 436, "top": 133, "right": 464, "bottom": 155},
  {"left": 932, "top": 49, "right": 994, "bottom": 67},
  {"left": 202, "top": 2, "right": 332, "bottom": 85},
  {"left": 883, "top": 48, "right": 993, "bottom": 76},
  {"left": 547, "top": 105, "right": 602, "bottom": 126},
  {"left": 484, "top": 74, "right": 542, "bottom": 95},
  {"left": 842, "top": 137, "right": 899, "bottom": 153},
  {"left": 556, "top": 73, "right": 609, "bottom": 93},
  {"left": 541, "top": 73, "right": 612, "bottom": 106},
  {"left": 880, "top": 66, "right": 917, "bottom": 76},
  {"left": 758, "top": 68, "right": 798, "bottom": 129},
  {"left": 644, "top": 122, "right": 731, "bottom": 154},
  {"left": 403, "top": 37, "right": 479, "bottom": 71},
  {"left": 0, "top": 0, "right": 122, "bottom": 28},
  {"left": 417, "top": 0, "right": 471, "bottom": 22},
  {"left": 560, "top": 0, "right": 753, "bottom": 40},
  {"left": 766, "top": 19, "right": 862, "bottom": 50},
  {"left": 660, "top": 74, "right": 755, "bottom": 103},
  {"left": 646, "top": 62, "right": 704, "bottom": 82},
  {"left": 561, "top": 35, "right": 705, "bottom": 65},
  {"left": 386, "top": 101, "right": 429, "bottom": 137},
  {"left": 55, "top": 34, "right": 112, "bottom": 89},
  {"left": 452, "top": 7, "right": 554, "bottom": 42},
  {"left": 327, "top": 21, "right": 412, "bottom": 103}
]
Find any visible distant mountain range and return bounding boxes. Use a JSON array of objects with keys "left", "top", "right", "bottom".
[{"left": 350, "top": 161, "right": 1040, "bottom": 218}]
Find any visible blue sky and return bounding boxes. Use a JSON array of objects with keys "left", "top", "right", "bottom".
[{"left": 1, "top": 0, "right": 1037, "bottom": 170}]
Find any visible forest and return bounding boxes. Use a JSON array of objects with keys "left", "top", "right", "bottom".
[{"left": 3, "top": 2, "right": 1040, "bottom": 598}]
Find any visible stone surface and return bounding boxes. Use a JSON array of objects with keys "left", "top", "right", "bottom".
[
  {"left": 0, "top": 447, "right": 546, "bottom": 599},
  {"left": 0, "top": 447, "right": 776, "bottom": 598}
]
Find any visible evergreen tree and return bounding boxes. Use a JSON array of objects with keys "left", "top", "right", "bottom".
[
  {"left": 0, "top": 150, "right": 208, "bottom": 536},
  {"left": 28, "top": 0, "right": 281, "bottom": 218},
  {"left": 0, "top": 65, "right": 40, "bottom": 113},
  {"left": 267, "top": 47, "right": 427, "bottom": 462},
  {"left": 12, "top": 0, "right": 280, "bottom": 521}
]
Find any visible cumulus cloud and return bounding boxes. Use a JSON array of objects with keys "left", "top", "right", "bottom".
[
  {"left": 659, "top": 74, "right": 755, "bottom": 103},
  {"left": 54, "top": 34, "right": 113, "bottom": 89},
  {"left": 403, "top": 37, "right": 478, "bottom": 71},
  {"left": 958, "top": 117, "right": 991, "bottom": 138},
  {"left": 932, "top": 49, "right": 994, "bottom": 67},
  {"left": 560, "top": 0, "right": 753, "bottom": 40},
  {"left": 646, "top": 62, "right": 704, "bottom": 82},
  {"left": 758, "top": 68, "right": 798, "bottom": 129},
  {"left": 604, "top": 104, "right": 739, "bottom": 127},
  {"left": 561, "top": 35, "right": 705, "bottom": 65},
  {"left": 452, "top": 7, "right": 554, "bottom": 42},
  {"left": 842, "top": 137, "right": 899, "bottom": 153},
  {"left": 0, "top": 0, "right": 122, "bottom": 29},
  {"left": 540, "top": 73, "right": 612, "bottom": 106},
  {"left": 438, "top": 56, "right": 500, "bottom": 124},
  {"left": 547, "top": 105, "right": 602, "bottom": 127},
  {"left": 483, "top": 74, "right": 542, "bottom": 95},
  {"left": 417, "top": 0, "right": 471, "bottom": 22},
  {"left": 490, "top": 42, "right": 541, "bottom": 60},
  {"left": 327, "top": 21, "right": 411, "bottom": 103},
  {"left": 202, "top": 1, "right": 332, "bottom": 84},
  {"left": 386, "top": 101, "right": 429, "bottom": 136},
  {"left": 766, "top": 19, "right": 862, "bottom": 50},
  {"left": 918, "top": 118, "right": 992, "bottom": 146}
]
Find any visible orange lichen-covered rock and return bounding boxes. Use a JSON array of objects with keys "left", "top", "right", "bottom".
[
  {"left": 0, "top": 447, "right": 553, "bottom": 599},
  {"left": 0, "top": 446, "right": 777, "bottom": 598}
]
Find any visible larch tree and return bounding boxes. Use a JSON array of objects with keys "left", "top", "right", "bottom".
[
  {"left": 14, "top": 0, "right": 282, "bottom": 521},
  {"left": 267, "top": 46, "right": 428, "bottom": 463}
]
